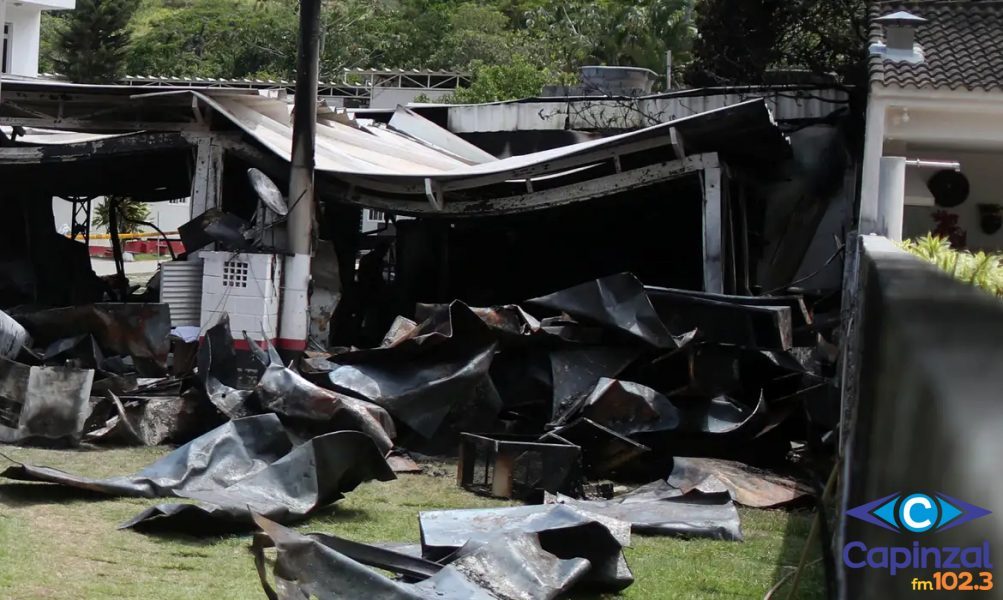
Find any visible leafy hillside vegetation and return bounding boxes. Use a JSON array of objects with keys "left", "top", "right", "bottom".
[{"left": 40, "top": 0, "right": 866, "bottom": 103}]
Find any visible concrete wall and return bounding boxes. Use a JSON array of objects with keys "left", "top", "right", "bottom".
[
  {"left": 51, "top": 197, "right": 192, "bottom": 235},
  {"left": 4, "top": 3, "right": 42, "bottom": 76},
  {"left": 901, "top": 149, "right": 1003, "bottom": 251},
  {"left": 840, "top": 236, "right": 1003, "bottom": 598}
]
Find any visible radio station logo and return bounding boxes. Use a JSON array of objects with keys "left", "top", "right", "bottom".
[
  {"left": 847, "top": 492, "right": 991, "bottom": 534},
  {"left": 843, "top": 491, "right": 994, "bottom": 591}
]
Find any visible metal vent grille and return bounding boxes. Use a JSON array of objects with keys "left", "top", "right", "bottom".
[
  {"left": 223, "top": 261, "right": 249, "bottom": 288},
  {"left": 160, "top": 260, "right": 204, "bottom": 327}
]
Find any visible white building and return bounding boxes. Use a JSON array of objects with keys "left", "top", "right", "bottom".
[
  {"left": 1, "top": 0, "right": 74, "bottom": 78},
  {"left": 861, "top": 2, "right": 1003, "bottom": 251}
]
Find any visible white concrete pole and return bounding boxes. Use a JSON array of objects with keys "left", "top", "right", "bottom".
[
  {"left": 0, "top": 0, "right": 7, "bottom": 101},
  {"left": 877, "top": 157, "right": 907, "bottom": 241},
  {"left": 859, "top": 97, "right": 888, "bottom": 234},
  {"left": 279, "top": 0, "right": 321, "bottom": 354}
]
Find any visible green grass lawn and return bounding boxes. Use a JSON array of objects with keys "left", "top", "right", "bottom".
[{"left": 0, "top": 445, "right": 825, "bottom": 599}]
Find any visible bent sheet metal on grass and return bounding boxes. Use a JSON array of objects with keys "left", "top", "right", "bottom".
[
  {"left": 1, "top": 414, "right": 395, "bottom": 532},
  {"left": 253, "top": 503, "right": 634, "bottom": 599}
]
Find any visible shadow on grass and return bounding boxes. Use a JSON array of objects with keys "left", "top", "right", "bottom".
[
  {"left": 0, "top": 482, "right": 112, "bottom": 506},
  {"left": 769, "top": 505, "right": 832, "bottom": 599}
]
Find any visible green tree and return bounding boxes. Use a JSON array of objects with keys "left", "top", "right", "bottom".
[
  {"left": 687, "top": 0, "right": 867, "bottom": 85},
  {"left": 525, "top": 0, "right": 695, "bottom": 81},
  {"left": 51, "top": 0, "right": 140, "bottom": 83},
  {"left": 127, "top": 0, "right": 299, "bottom": 79},
  {"left": 93, "top": 197, "right": 151, "bottom": 235},
  {"left": 448, "top": 56, "right": 559, "bottom": 104}
]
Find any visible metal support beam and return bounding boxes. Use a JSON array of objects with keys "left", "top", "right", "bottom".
[
  {"left": 69, "top": 196, "right": 93, "bottom": 244},
  {"left": 701, "top": 156, "right": 724, "bottom": 294},
  {"left": 333, "top": 153, "right": 718, "bottom": 218},
  {"left": 280, "top": 0, "right": 321, "bottom": 354},
  {"left": 190, "top": 136, "right": 224, "bottom": 217}
]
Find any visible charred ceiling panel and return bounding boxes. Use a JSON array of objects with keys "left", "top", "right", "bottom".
[
  {"left": 0, "top": 133, "right": 193, "bottom": 199},
  {"left": 391, "top": 178, "right": 705, "bottom": 311}
]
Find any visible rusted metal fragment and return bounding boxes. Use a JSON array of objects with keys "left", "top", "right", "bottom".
[
  {"left": 122, "top": 430, "right": 395, "bottom": 533},
  {"left": 380, "top": 315, "right": 419, "bottom": 347},
  {"left": 457, "top": 432, "right": 581, "bottom": 500},
  {"left": 386, "top": 450, "right": 422, "bottom": 474},
  {"left": 666, "top": 457, "right": 813, "bottom": 508},
  {"left": 527, "top": 273, "right": 695, "bottom": 349},
  {"left": 324, "top": 302, "right": 501, "bottom": 442},
  {"left": 418, "top": 503, "right": 633, "bottom": 592},
  {"left": 0, "top": 357, "right": 94, "bottom": 445},
  {"left": 548, "top": 483, "right": 743, "bottom": 541},
  {"left": 11, "top": 303, "right": 172, "bottom": 376},
  {"left": 252, "top": 513, "right": 608, "bottom": 600}
]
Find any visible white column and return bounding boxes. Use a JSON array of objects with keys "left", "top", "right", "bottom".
[
  {"left": 877, "top": 157, "right": 907, "bottom": 241},
  {"left": 859, "top": 96, "right": 888, "bottom": 234}
]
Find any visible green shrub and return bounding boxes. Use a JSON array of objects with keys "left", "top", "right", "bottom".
[{"left": 900, "top": 234, "right": 1003, "bottom": 297}]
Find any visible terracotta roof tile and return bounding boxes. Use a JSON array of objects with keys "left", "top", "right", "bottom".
[{"left": 870, "top": 1, "right": 1003, "bottom": 91}]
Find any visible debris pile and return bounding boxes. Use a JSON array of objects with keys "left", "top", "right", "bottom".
[{"left": 0, "top": 269, "right": 830, "bottom": 598}]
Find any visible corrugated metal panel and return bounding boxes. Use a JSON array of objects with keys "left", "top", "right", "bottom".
[
  {"left": 193, "top": 92, "right": 787, "bottom": 193},
  {"left": 446, "top": 88, "right": 850, "bottom": 133},
  {"left": 160, "top": 260, "right": 204, "bottom": 327}
]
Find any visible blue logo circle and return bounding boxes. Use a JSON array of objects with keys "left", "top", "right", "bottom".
[{"left": 899, "top": 493, "right": 939, "bottom": 532}]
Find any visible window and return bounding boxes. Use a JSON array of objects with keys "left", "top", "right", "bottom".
[
  {"left": 366, "top": 209, "right": 384, "bottom": 222},
  {"left": 2, "top": 23, "right": 11, "bottom": 75}
]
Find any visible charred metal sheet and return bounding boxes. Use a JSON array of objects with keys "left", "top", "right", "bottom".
[
  {"left": 252, "top": 513, "right": 606, "bottom": 600},
  {"left": 528, "top": 273, "right": 695, "bottom": 349},
  {"left": 645, "top": 286, "right": 812, "bottom": 330},
  {"left": 488, "top": 347, "right": 552, "bottom": 411},
  {"left": 418, "top": 503, "right": 633, "bottom": 591},
  {"left": 548, "top": 482, "right": 743, "bottom": 541},
  {"left": 121, "top": 430, "right": 395, "bottom": 532},
  {"left": 674, "top": 392, "right": 768, "bottom": 436},
  {"left": 12, "top": 303, "right": 172, "bottom": 376},
  {"left": 197, "top": 315, "right": 257, "bottom": 419},
  {"left": 645, "top": 286, "right": 794, "bottom": 350},
  {"left": 178, "top": 208, "right": 252, "bottom": 253},
  {"left": 3, "top": 414, "right": 293, "bottom": 496},
  {"left": 666, "top": 457, "right": 813, "bottom": 508},
  {"left": 205, "top": 376, "right": 256, "bottom": 420},
  {"left": 552, "top": 377, "right": 680, "bottom": 437},
  {"left": 85, "top": 391, "right": 208, "bottom": 447},
  {"left": 0, "top": 357, "right": 94, "bottom": 445},
  {"left": 0, "top": 309, "right": 30, "bottom": 359},
  {"left": 549, "top": 346, "right": 641, "bottom": 418},
  {"left": 325, "top": 302, "right": 501, "bottom": 441},
  {"left": 457, "top": 432, "right": 581, "bottom": 500},
  {"left": 544, "top": 418, "right": 649, "bottom": 477},
  {"left": 257, "top": 361, "right": 396, "bottom": 454}
]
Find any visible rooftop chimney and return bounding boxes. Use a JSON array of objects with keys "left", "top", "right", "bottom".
[{"left": 871, "top": 11, "right": 927, "bottom": 63}]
